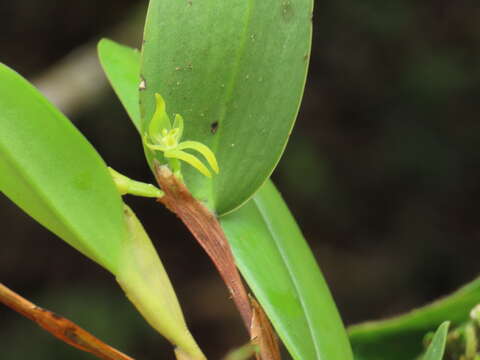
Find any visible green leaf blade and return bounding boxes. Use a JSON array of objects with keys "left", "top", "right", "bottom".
[
  {"left": 0, "top": 63, "right": 127, "bottom": 273},
  {"left": 141, "top": 0, "right": 313, "bottom": 215},
  {"left": 221, "top": 180, "right": 353, "bottom": 360},
  {"left": 98, "top": 38, "right": 142, "bottom": 134},
  {"left": 348, "top": 278, "right": 480, "bottom": 360},
  {"left": 423, "top": 322, "right": 449, "bottom": 360}
]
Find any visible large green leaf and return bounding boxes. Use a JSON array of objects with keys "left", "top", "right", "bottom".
[
  {"left": 221, "top": 180, "right": 353, "bottom": 360},
  {"left": 0, "top": 63, "right": 126, "bottom": 273},
  {"left": 348, "top": 277, "right": 480, "bottom": 360},
  {"left": 422, "top": 322, "right": 449, "bottom": 360},
  {"left": 98, "top": 38, "right": 142, "bottom": 134},
  {"left": 140, "top": 0, "right": 313, "bottom": 215},
  {"left": 0, "top": 63, "right": 205, "bottom": 356}
]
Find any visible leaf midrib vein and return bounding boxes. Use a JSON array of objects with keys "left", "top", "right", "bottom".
[{"left": 253, "top": 195, "right": 322, "bottom": 359}]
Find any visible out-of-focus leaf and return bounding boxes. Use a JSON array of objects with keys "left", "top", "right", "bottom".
[
  {"left": 0, "top": 63, "right": 204, "bottom": 358},
  {"left": 116, "top": 205, "right": 205, "bottom": 360},
  {"left": 140, "top": 0, "right": 313, "bottom": 215},
  {"left": 0, "top": 63, "right": 126, "bottom": 273},
  {"left": 348, "top": 277, "right": 480, "bottom": 360},
  {"left": 221, "top": 180, "right": 353, "bottom": 360},
  {"left": 98, "top": 38, "right": 142, "bottom": 134},
  {"left": 422, "top": 322, "right": 449, "bottom": 360}
]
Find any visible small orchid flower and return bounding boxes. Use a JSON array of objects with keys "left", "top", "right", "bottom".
[{"left": 143, "top": 93, "right": 219, "bottom": 178}]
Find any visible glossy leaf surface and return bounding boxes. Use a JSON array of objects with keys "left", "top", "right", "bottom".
[
  {"left": 141, "top": 0, "right": 313, "bottom": 215},
  {"left": 0, "top": 63, "right": 126, "bottom": 273},
  {"left": 349, "top": 277, "right": 480, "bottom": 360},
  {"left": 98, "top": 38, "right": 142, "bottom": 134},
  {"left": 221, "top": 180, "right": 353, "bottom": 360},
  {"left": 422, "top": 322, "right": 449, "bottom": 360}
]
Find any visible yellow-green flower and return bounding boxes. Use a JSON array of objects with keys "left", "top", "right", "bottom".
[{"left": 144, "top": 93, "right": 219, "bottom": 178}]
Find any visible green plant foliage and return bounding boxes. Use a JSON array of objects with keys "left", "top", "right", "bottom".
[
  {"left": 117, "top": 205, "right": 205, "bottom": 360},
  {"left": 97, "top": 38, "right": 157, "bottom": 169},
  {"left": 422, "top": 322, "right": 449, "bottom": 360},
  {"left": 221, "top": 180, "right": 353, "bottom": 360},
  {"left": 98, "top": 39, "right": 142, "bottom": 134},
  {"left": 0, "top": 63, "right": 126, "bottom": 273},
  {"left": 0, "top": 63, "right": 204, "bottom": 357},
  {"left": 349, "top": 278, "right": 480, "bottom": 360},
  {"left": 140, "top": 0, "right": 313, "bottom": 215}
]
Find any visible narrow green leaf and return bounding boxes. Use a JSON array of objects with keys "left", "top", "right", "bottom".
[
  {"left": 117, "top": 205, "right": 205, "bottom": 360},
  {"left": 348, "top": 278, "right": 480, "bottom": 360},
  {"left": 98, "top": 38, "right": 142, "bottom": 134},
  {"left": 97, "top": 39, "right": 156, "bottom": 169},
  {"left": 141, "top": 0, "right": 313, "bottom": 215},
  {"left": 423, "top": 322, "right": 449, "bottom": 360},
  {"left": 221, "top": 180, "right": 353, "bottom": 360},
  {"left": 0, "top": 63, "right": 126, "bottom": 273}
]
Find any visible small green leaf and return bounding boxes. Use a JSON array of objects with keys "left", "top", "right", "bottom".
[
  {"left": 141, "top": 0, "right": 313, "bottom": 214},
  {"left": 0, "top": 63, "right": 126, "bottom": 273},
  {"left": 349, "top": 278, "right": 480, "bottom": 360},
  {"left": 117, "top": 205, "right": 205, "bottom": 360},
  {"left": 98, "top": 38, "right": 142, "bottom": 134},
  {"left": 423, "top": 322, "right": 449, "bottom": 360},
  {"left": 97, "top": 39, "right": 156, "bottom": 178},
  {"left": 221, "top": 180, "right": 353, "bottom": 360}
]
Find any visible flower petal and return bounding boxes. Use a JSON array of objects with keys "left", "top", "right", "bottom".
[
  {"left": 148, "top": 93, "right": 171, "bottom": 139},
  {"left": 164, "top": 149, "right": 212, "bottom": 178},
  {"left": 177, "top": 141, "right": 219, "bottom": 174},
  {"left": 173, "top": 114, "right": 184, "bottom": 140}
]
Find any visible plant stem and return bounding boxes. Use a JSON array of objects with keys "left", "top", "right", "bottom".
[
  {"left": 0, "top": 283, "right": 134, "bottom": 360},
  {"left": 153, "top": 163, "right": 281, "bottom": 360},
  {"left": 154, "top": 163, "right": 252, "bottom": 329}
]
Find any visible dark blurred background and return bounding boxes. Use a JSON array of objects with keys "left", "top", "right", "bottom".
[{"left": 1, "top": 1, "right": 480, "bottom": 359}]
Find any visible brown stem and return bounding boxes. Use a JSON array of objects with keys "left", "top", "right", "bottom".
[
  {"left": 154, "top": 164, "right": 252, "bottom": 330},
  {"left": 0, "top": 283, "right": 134, "bottom": 360},
  {"left": 250, "top": 297, "right": 281, "bottom": 360}
]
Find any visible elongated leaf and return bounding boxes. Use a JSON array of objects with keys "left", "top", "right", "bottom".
[
  {"left": 98, "top": 38, "right": 142, "bottom": 134},
  {"left": 0, "top": 63, "right": 126, "bottom": 273},
  {"left": 348, "top": 277, "right": 480, "bottom": 360},
  {"left": 97, "top": 39, "right": 156, "bottom": 169},
  {"left": 221, "top": 180, "right": 353, "bottom": 360},
  {"left": 141, "top": 0, "right": 313, "bottom": 215},
  {"left": 0, "top": 63, "right": 205, "bottom": 357},
  {"left": 422, "top": 322, "right": 449, "bottom": 360},
  {"left": 117, "top": 205, "right": 205, "bottom": 360}
]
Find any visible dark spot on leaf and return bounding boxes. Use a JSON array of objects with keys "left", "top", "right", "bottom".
[{"left": 211, "top": 121, "right": 219, "bottom": 134}]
